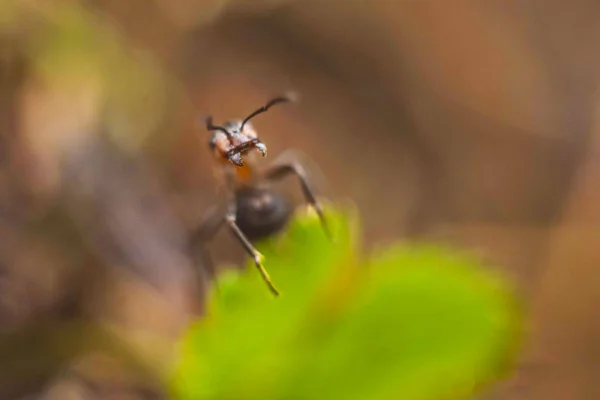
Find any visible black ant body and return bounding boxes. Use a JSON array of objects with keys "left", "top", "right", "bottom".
[{"left": 191, "top": 93, "right": 329, "bottom": 296}]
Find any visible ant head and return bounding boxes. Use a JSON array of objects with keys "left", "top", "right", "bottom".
[
  {"left": 204, "top": 92, "right": 298, "bottom": 167},
  {"left": 207, "top": 119, "right": 264, "bottom": 167}
]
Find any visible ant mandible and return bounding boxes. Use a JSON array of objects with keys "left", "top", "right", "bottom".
[{"left": 191, "top": 93, "right": 330, "bottom": 296}]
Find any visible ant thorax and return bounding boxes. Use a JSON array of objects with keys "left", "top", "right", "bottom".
[{"left": 216, "top": 154, "right": 261, "bottom": 190}]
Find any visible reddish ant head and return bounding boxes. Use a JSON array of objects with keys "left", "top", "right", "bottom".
[
  {"left": 204, "top": 93, "right": 298, "bottom": 167},
  {"left": 207, "top": 119, "right": 266, "bottom": 167}
]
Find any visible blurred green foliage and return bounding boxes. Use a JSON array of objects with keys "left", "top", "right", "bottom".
[
  {"left": 0, "top": 1, "right": 170, "bottom": 152},
  {"left": 0, "top": 0, "right": 15, "bottom": 30},
  {"left": 30, "top": 3, "right": 169, "bottom": 149},
  {"left": 171, "top": 205, "right": 522, "bottom": 400}
]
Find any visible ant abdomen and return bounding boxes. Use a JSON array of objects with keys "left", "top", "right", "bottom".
[{"left": 234, "top": 186, "right": 292, "bottom": 242}]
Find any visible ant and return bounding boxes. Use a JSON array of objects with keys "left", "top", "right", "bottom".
[{"left": 191, "top": 93, "right": 330, "bottom": 296}]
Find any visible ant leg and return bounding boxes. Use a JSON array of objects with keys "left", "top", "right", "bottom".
[
  {"left": 190, "top": 205, "right": 225, "bottom": 282},
  {"left": 225, "top": 210, "right": 280, "bottom": 297},
  {"left": 264, "top": 162, "right": 331, "bottom": 239}
]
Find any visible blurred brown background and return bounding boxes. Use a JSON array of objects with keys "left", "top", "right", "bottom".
[{"left": 1, "top": 0, "right": 600, "bottom": 399}]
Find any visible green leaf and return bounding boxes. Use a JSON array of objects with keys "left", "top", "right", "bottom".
[
  {"left": 281, "top": 244, "right": 521, "bottom": 400},
  {"left": 171, "top": 206, "right": 522, "bottom": 400}
]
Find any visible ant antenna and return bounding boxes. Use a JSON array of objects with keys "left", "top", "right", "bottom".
[
  {"left": 205, "top": 116, "right": 231, "bottom": 137},
  {"left": 239, "top": 92, "right": 298, "bottom": 132}
]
